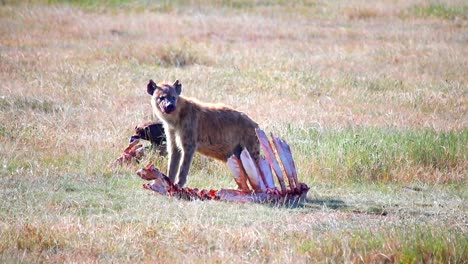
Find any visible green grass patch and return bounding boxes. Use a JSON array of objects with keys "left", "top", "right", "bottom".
[
  {"left": 41, "top": 0, "right": 170, "bottom": 11},
  {"left": 403, "top": 3, "right": 467, "bottom": 20},
  {"left": 286, "top": 127, "right": 467, "bottom": 183},
  {"left": 27, "top": 0, "right": 310, "bottom": 12},
  {"left": 297, "top": 226, "right": 467, "bottom": 262}
]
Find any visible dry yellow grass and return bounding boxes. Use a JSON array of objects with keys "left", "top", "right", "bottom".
[{"left": 0, "top": 0, "right": 467, "bottom": 263}]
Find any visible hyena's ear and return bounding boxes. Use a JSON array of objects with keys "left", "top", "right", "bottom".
[
  {"left": 147, "top": 80, "right": 158, "bottom": 96},
  {"left": 173, "top": 80, "right": 182, "bottom": 95}
]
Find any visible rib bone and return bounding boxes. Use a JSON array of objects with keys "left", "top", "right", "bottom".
[
  {"left": 255, "top": 129, "right": 287, "bottom": 194},
  {"left": 271, "top": 133, "right": 297, "bottom": 191},
  {"left": 240, "top": 149, "right": 266, "bottom": 192},
  {"left": 257, "top": 156, "right": 275, "bottom": 189},
  {"left": 279, "top": 137, "right": 299, "bottom": 188},
  {"left": 227, "top": 155, "right": 251, "bottom": 192}
]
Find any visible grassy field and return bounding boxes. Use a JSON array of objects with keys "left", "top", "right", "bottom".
[{"left": 0, "top": 0, "right": 467, "bottom": 263}]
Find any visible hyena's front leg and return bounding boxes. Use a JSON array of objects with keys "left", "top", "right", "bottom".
[
  {"left": 167, "top": 133, "right": 181, "bottom": 183},
  {"left": 175, "top": 139, "right": 196, "bottom": 188}
]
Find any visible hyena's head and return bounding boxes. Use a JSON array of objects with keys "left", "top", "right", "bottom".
[{"left": 147, "top": 79, "right": 182, "bottom": 115}]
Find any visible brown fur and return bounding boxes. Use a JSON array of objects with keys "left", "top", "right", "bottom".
[{"left": 147, "top": 80, "right": 260, "bottom": 187}]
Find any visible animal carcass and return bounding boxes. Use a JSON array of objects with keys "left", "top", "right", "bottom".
[{"left": 136, "top": 129, "right": 309, "bottom": 204}]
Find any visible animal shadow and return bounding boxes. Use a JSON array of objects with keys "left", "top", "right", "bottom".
[{"left": 271, "top": 197, "right": 348, "bottom": 210}]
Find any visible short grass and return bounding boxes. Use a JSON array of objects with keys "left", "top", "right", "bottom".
[
  {"left": 404, "top": 3, "right": 468, "bottom": 20},
  {"left": 1, "top": 0, "right": 467, "bottom": 263}
]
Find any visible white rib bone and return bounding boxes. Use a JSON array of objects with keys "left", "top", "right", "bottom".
[
  {"left": 227, "top": 155, "right": 251, "bottom": 192},
  {"left": 255, "top": 129, "right": 287, "bottom": 194},
  {"left": 258, "top": 156, "right": 275, "bottom": 189},
  {"left": 240, "top": 148, "right": 266, "bottom": 193},
  {"left": 279, "top": 137, "right": 299, "bottom": 188},
  {"left": 271, "top": 133, "right": 297, "bottom": 190}
]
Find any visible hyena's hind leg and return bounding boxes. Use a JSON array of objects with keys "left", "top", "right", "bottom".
[
  {"left": 232, "top": 144, "right": 243, "bottom": 161},
  {"left": 231, "top": 142, "right": 261, "bottom": 178},
  {"left": 232, "top": 142, "right": 260, "bottom": 165},
  {"left": 246, "top": 136, "right": 261, "bottom": 165}
]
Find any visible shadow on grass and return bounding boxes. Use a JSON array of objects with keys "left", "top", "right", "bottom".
[
  {"left": 303, "top": 198, "right": 348, "bottom": 210},
  {"left": 287, "top": 198, "right": 389, "bottom": 216},
  {"left": 267, "top": 196, "right": 348, "bottom": 210}
]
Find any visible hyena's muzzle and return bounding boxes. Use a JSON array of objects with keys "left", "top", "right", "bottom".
[{"left": 158, "top": 96, "right": 177, "bottom": 114}]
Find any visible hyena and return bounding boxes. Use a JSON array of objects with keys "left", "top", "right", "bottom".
[{"left": 147, "top": 79, "right": 260, "bottom": 187}]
